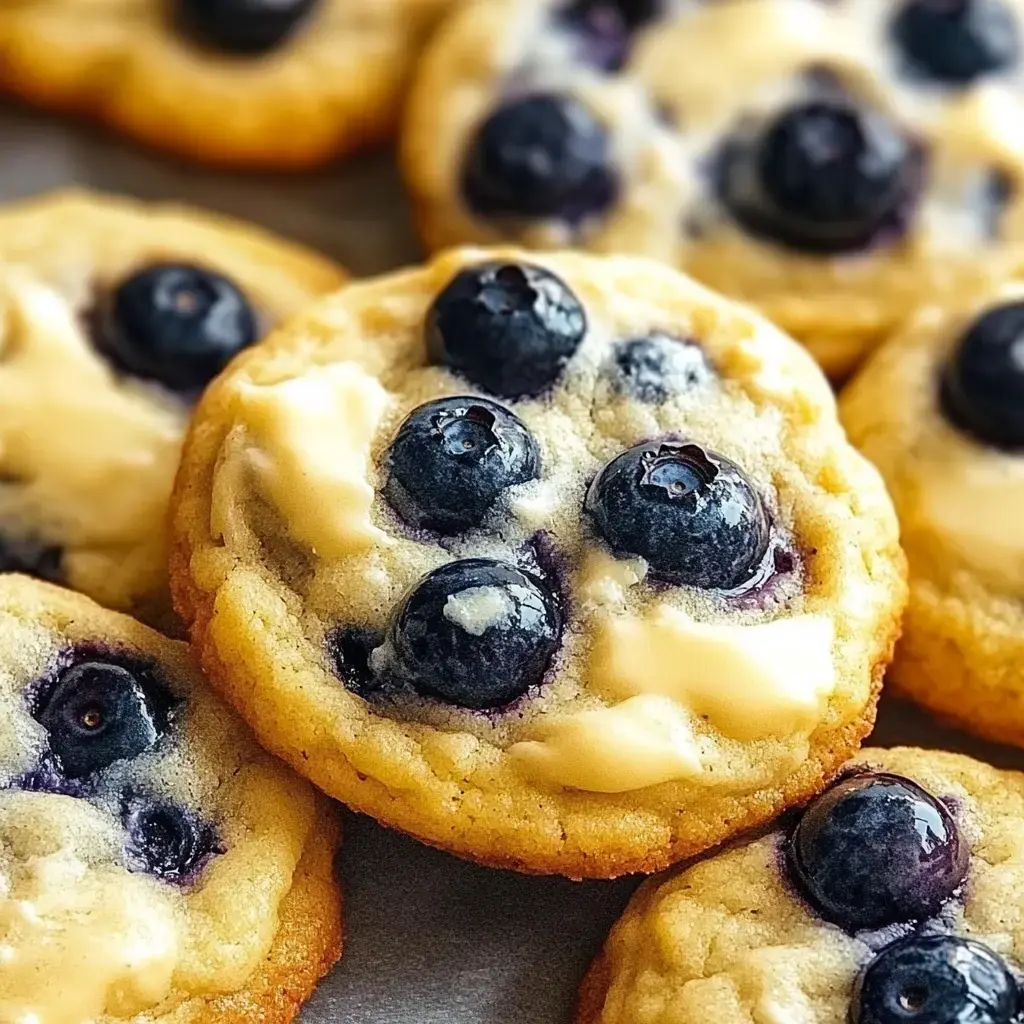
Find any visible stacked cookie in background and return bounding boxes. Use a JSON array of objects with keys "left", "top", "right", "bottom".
[{"left": 2, "top": 0, "right": 1024, "bottom": 1022}]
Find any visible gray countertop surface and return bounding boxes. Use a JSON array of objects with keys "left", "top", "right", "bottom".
[{"left": 2, "top": 106, "right": 1020, "bottom": 1024}]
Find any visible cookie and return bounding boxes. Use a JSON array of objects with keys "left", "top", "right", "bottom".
[
  {"left": 0, "top": 574, "right": 342, "bottom": 1024},
  {"left": 0, "top": 0, "right": 453, "bottom": 170},
  {"left": 0, "top": 189, "right": 344, "bottom": 631},
  {"left": 840, "top": 278, "right": 1024, "bottom": 747},
  {"left": 168, "top": 247, "right": 904, "bottom": 878},
  {"left": 579, "top": 747, "right": 1024, "bottom": 1024},
  {"left": 402, "top": 0, "right": 1024, "bottom": 378}
]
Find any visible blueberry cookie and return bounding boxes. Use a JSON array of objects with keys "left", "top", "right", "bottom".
[
  {"left": 579, "top": 747, "right": 1024, "bottom": 1024},
  {"left": 168, "top": 248, "right": 904, "bottom": 877},
  {"left": 0, "top": 189, "right": 344, "bottom": 631},
  {"left": 0, "top": 0, "right": 453, "bottom": 169},
  {"left": 402, "top": 0, "right": 1024, "bottom": 378},
  {"left": 841, "top": 279, "right": 1024, "bottom": 747},
  {"left": 0, "top": 574, "right": 342, "bottom": 1024}
]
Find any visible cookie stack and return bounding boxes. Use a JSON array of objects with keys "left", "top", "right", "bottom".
[{"left": 1, "top": 1, "right": 1024, "bottom": 1023}]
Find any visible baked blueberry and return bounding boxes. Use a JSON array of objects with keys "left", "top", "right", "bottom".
[
  {"left": 585, "top": 441, "right": 770, "bottom": 589},
  {"left": 461, "top": 94, "right": 617, "bottom": 224},
  {"left": 0, "top": 533, "right": 63, "bottom": 583},
  {"left": 372, "top": 558, "right": 562, "bottom": 709},
  {"left": 177, "top": 0, "right": 317, "bottom": 55},
  {"left": 788, "top": 773, "right": 968, "bottom": 932},
  {"left": 124, "top": 800, "right": 217, "bottom": 883},
  {"left": 852, "top": 934, "right": 1019, "bottom": 1024},
  {"left": 383, "top": 397, "right": 541, "bottom": 534},
  {"left": 892, "top": 0, "right": 1019, "bottom": 86},
  {"left": 34, "top": 658, "right": 173, "bottom": 778},
  {"left": 426, "top": 262, "right": 587, "bottom": 398},
  {"left": 940, "top": 301, "right": 1024, "bottom": 450},
  {"left": 606, "top": 334, "right": 711, "bottom": 403},
  {"left": 718, "top": 100, "right": 922, "bottom": 254},
  {"left": 102, "top": 263, "right": 258, "bottom": 392}
]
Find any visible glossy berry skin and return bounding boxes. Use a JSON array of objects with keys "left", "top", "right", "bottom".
[
  {"left": 35, "top": 659, "right": 172, "bottom": 778},
  {"left": 941, "top": 301, "right": 1024, "bottom": 449},
  {"left": 607, "top": 334, "right": 711, "bottom": 403},
  {"left": 426, "top": 262, "right": 587, "bottom": 398},
  {"left": 852, "top": 935, "right": 1020, "bottom": 1024},
  {"left": 585, "top": 441, "right": 770, "bottom": 590},
  {"left": 177, "top": 0, "right": 316, "bottom": 54},
  {"left": 104, "top": 264, "right": 258, "bottom": 392},
  {"left": 383, "top": 397, "right": 541, "bottom": 534},
  {"left": 788, "top": 773, "right": 968, "bottom": 932},
  {"left": 892, "top": 0, "right": 1019, "bottom": 86},
  {"left": 124, "top": 801, "right": 217, "bottom": 883},
  {"left": 375, "top": 558, "right": 562, "bottom": 710},
  {"left": 0, "top": 534, "right": 63, "bottom": 584},
  {"left": 461, "top": 94, "right": 617, "bottom": 224},
  {"left": 720, "top": 101, "right": 921, "bottom": 254}
]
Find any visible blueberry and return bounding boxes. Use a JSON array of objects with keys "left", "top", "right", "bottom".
[
  {"left": 124, "top": 801, "right": 218, "bottom": 883},
  {"left": 940, "top": 301, "right": 1024, "bottom": 449},
  {"left": 325, "top": 625, "right": 380, "bottom": 694},
  {"left": 788, "top": 773, "right": 968, "bottom": 932},
  {"left": 606, "top": 334, "right": 712, "bottom": 403},
  {"left": 176, "top": 0, "right": 316, "bottom": 54},
  {"left": 0, "top": 534, "right": 63, "bottom": 583},
  {"left": 426, "top": 262, "right": 587, "bottom": 398},
  {"left": 461, "top": 94, "right": 618, "bottom": 224},
  {"left": 585, "top": 441, "right": 770, "bottom": 589},
  {"left": 383, "top": 397, "right": 541, "bottom": 535},
  {"left": 557, "top": 0, "right": 631, "bottom": 70},
  {"left": 892, "top": 0, "right": 1018, "bottom": 86},
  {"left": 718, "top": 100, "right": 923, "bottom": 254},
  {"left": 373, "top": 558, "right": 562, "bottom": 709},
  {"left": 852, "top": 935, "right": 1019, "bottom": 1024},
  {"left": 34, "top": 659, "right": 173, "bottom": 778},
  {"left": 102, "top": 264, "right": 258, "bottom": 392}
]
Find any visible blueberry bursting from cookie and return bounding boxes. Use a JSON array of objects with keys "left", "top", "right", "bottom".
[
  {"left": 787, "top": 771, "right": 1021, "bottom": 1024},
  {"left": 331, "top": 259, "right": 776, "bottom": 712}
]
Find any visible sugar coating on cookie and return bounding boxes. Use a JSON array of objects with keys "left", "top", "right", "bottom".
[
  {"left": 0, "top": 0, "right": 454, "bottom": 169},
  {"left": 841, "top": 275, "right": 1024, "bottom": 748},
  {"left": 0, "top": 574, "right": 341, "bottom": 1024},
  {"left": 403, "top": 0, "right": 1024, "bottom": 377},
  {"left": 579, "top": 748, "right": 1024, "bottom": 1024},
  {"left": 0, "top": 190, "right": 344, "bottom": 629},
  {"left": 170, "top": 248, "right": 904, "bottom": 877}
]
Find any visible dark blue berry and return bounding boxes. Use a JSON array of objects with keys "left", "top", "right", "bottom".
[
  {"left": 585, "top": 441, "right": 770, "bottom": 589},
  {"left": 788, "top": 773, "right": 968, "bottom": 932},
  {"left": 383, "top": 397, "right": 540, "bottom": 534},
  {"left": 177, "top": 0, "right": 316, "bottom": 54},
  {"left": 426, "top": 262, "right": 586, "bottom": 398},
  {"left": 374, "top": 558, "right": 561, "bottom": 709},
  {"left": 718, "top": 101, "right": 922, "bottom": 254},
  {"left": 34, "top": 659, "right": 173, "bottom": 778},
  {"left": 852, "top": 935, "right": 1019, "bottom": 1024},
  {"left": 940, "top": 301, "right": 1024, "bottom": 449},
  {"left": 0, "top": 534, "right": 63, "bottom": 583},
  {"left": 103, "top": 264, "right": 258, "bottom": 392},
  {"left": 892, "top": 0, "right": 1018, "bottom": 86},
  {"left": 325, "top": 625, "right": 381, "bottom": 694},
  {"left": 124, "top": 801, "right": 218, "bottom": 883},
  {"left": 461, "top": 94, "right": 617, "bottom": 224},
  {"left": 606, "top": 334, "right": 711, "bottom": 403}
]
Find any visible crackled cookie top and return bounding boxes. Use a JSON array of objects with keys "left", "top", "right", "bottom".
[
  {"left": 170, "top": 248, "right": 903, "bottom": 877},
  {"left": 0, "top": 190, "right": 343, "bottom": 628},
  {"left": 581, "top": 748, "right": 1024, "bottom": 1024},
  {"left": 403, "top": 0, "right": 1024, "bottom": 376},
  {"left": 0, "top": 0, "right": 455, "bottom": 168},
  {"left": 0, "top": 574, "right": 338, "bottom": 1024}
]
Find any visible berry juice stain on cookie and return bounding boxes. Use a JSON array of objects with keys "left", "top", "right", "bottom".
[
  {"left": 404, "top": 0, "right": 1024, "bottom": 378},
  {"left": 0, "top": 576, "right": 341, "bottom": 1024},
  {"left": 0, "top": 0, "right": 457, "bottom": 168},
  {"left": 169, "top": 248, "right": 905, "bottom": 877},
  {"left": 579, "top": 748, "right": 1024, "bottom": 1024}
]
